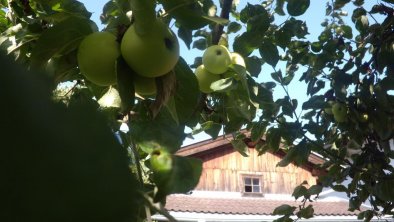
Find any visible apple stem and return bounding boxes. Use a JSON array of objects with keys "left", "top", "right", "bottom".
[{"left": 129, "top": 0, "right": 156, "bottom": 36}]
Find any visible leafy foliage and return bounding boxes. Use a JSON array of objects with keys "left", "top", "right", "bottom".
[{"left": 1, "top": 0, "right": 394, "bottom": 221}]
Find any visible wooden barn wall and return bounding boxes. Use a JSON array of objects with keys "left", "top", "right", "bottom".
[{"left": 194, "top": 146, "right": 317, "bottom": 194}]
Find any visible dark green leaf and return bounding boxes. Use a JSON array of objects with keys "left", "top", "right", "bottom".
[
  {"left": 297, "top": 205, "right": 314, "bottom": 219},
  {"left": 340, "top": 25, "right": 353, "bottom": 39},
  {"left": 178, "top": 26, "right": 193, "bottom": 49},
  {"left": 277, "top": 141, "right": 311, "bottom": 167},
  {"left": 231, "top": 138, "right": 249, "bottom": 157},
  {"left": 273, "top": 204, "right": 296, "bottom": 215},
  {"left": 308, "top": 185, "right": 323, "bottom": 195},
  {"left": 292, "top": 185, "right": 308, "bottom": 199},
  {"left": 251, "top": 121, "right": 268, "bottom": 142},
  {"left": 287, "top": 0, "right": 310, "bottom": 16},
  {"left": 130, "top": 107, "right": 185, "bottom": 154},
  {"left": 116, "top": 57, "right": 135, "bottom": 113},
  {"left": 332, "top": 184, "right": 348, "bottom": 192},
  {"left": 173, "top": 57, "right": 201, "bottom": 126},
  {"left": 271, "top": 71, "right": 282, "bottom": 83},
  {"left": 373, "top": 179, "right": 394, "bottom": 201},
  {"left": 302, "top": 95, "right": 325, "bottom": 110},
  {"left": 153, "top": 153, "right": 202, "bottom": 201},
  {"left": 192, "top": 38, "right": 207, "bottom": 50},
  {"left": 202, "top": 16, "right": 228, "bottom": 25},
  {"left": 260, "top": 42, "right": 279, "bottom": 67},
  {"left": 227, "top": 22, "right": 242, "bottom": 33},
  {"left": 275, "top": 0, "right": 286, "bottom": 15},
  {"left": 245, "top": 56, "right": 262, "bottom": 77},
  {"left": 30, "top": 16, "right": 97, "bottom": 68},
  {"left": 266, "top": 127, "right": 281, "bottom": 152},
  {"left": 233, "top": 31, "right": 263, "bottom": 57}
]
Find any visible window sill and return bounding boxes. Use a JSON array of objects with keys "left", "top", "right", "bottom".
[{"left": 241, "top": 192, "right": 264, "bottom": 197}]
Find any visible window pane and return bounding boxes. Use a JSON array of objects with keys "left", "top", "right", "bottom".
[
  {"left": 252, "top": 178, "right": 260, "bottom": 185},
  {"left": 253, "top": 185, "right": 260, "bottom": 193},
  {"left": 244, "top": 177, "right": 251, "bottom": 185},
  {"left": 245, "top": 185, "right": 252, "bottom": 192}
]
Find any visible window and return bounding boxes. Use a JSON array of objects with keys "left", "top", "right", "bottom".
[{"left": 241, "top": 175, "right": 262, "bottom": 196}]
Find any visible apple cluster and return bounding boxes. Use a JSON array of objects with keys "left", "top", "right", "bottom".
[
  {"left": 76, "top": 19, "right": 179, "bottom": 97},
  {"left": 195, "top": 45, "right": 246, "bottom": 93}
]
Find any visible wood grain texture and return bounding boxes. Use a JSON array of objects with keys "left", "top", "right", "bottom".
[{"left": 193, "top": 145, "right": 317, "bottom": 194}]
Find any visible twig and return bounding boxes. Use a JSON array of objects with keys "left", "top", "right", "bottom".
[{"left": 212, "top": 0, "right": 233, "bottom": 45}]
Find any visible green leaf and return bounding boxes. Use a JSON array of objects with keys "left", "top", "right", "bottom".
[
  {"left": 51, "top": 0, "right": 92, "bottom": 20},
  {"left": 193, "top": 121, "right": 221, "bottom": 135},
  {"left": 277, "top": 141, "right": 311, "bottom": 167},
  {"left": 275, "top": 0, "right": 286, "bottom": 15},
  {"left": 170, "top": 156, "right": 202, "bottom": 193},
  {"left": 246, "top": 10, "right": 269, "bottom": 35},
  {"left": 210, "top": 78, "right": 236, "bottom": 92},
  {"left": 233, "top": 31, "right": 263, "bottom": 57},
  {"left": 116, "top": 57, "right": 135, "bottom": 113},
  {"left": 227, "top": 22, "right": 242, "bottom": 33},
  {"left": 251, "top": 121, "right": 268, "bottom": 142},
  {"left": 373, "top": 179, "right": 394, "bottom": 201},
  {"left": 302, "top": 95, "right": 325, "bottom": 110},
  {"left": 286, "top": 0, "right": 310, "bottom": 16},
  {"left": 340, "top": 25, "right": 353, "bottom": 39},
  {"left": 231, "top": 138, "right": 249, "bottom": 157},
  {"left": 355, "top": 15, "right": 369, "bottom": 33},
  {"left": 273, "top": 204, "right": 296, "bottom": 215},
  {"left": 271, "top": 71, "right": 282, "bottom": 83},
  {"left": 30, "top": 16, "right": 97, "bottom": 68},
  {"left": 130, "top": 106, "right": 185, "bottom": 154},
  {"left": 159, "top": 0, "right": 210, "bottom": 29},
  {"left": 245, "top": 56, "right": 262, "bottom": 77},
  {"left": 292, "top": 185, "right": 308, "bottom": 199},
  {"left": 192, "top": 38, "right": 207, "bottom": 50},
  {"left": 165, "top": 97, "right": 180, "bottom": 125},
  {"left": 297, "top": 205, "right": 314, "bottom": 219},
  {"left": 178, "top": 26, "right": 193, "bottom": 49},
  {"left": 153, "top": 153, "right": 203, "bottom": 201},
  {"left": 173, "top": 57, "right": 201, "bottom": 126},
  {"left": 202, "top": 16, "right": 229, "bottom": 25},
  {"left": 266, "top": 127, "right": 281, "bottom": 152},
  {"left": 332, "top": 184, "right": 348, "bottom": 192},
  {"left": 260, "top": 42, "right": 279, "bottom": 67},
  {"left": 308, "top": 185, "right": 323, "bottom": 195}
]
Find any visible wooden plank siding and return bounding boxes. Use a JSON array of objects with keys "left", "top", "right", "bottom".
[{"left": 193, "top": 145, "right": 317, "bottom": 194}]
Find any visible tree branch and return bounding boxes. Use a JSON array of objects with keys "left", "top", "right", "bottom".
[{"left": 212, "top": 0, "right": 233, "bottom": 45}]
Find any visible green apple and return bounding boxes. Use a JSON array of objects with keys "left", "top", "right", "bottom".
[
  {"left": 324, "top": 100, "right": 335, "bottom": 114},
  {"left": 195, "top": 65, "right": 221, "bottom": 93},
  {"left": 77, "top": 32, "right": 120, "bottom": 86},
  {"left": 332, "top": 102, "right": 347, "bottom": 122},
  {"left": 150, "top": 149, "right": 172, "bottom": 174},
  {"left": 133, "top": 74, "right": 157, "bottom": 96},
  {"left": 202, "top": 45, "right": 231, "bottom": 74},
  {"left": 230, "top": 52, "right": 246, "bottom": 67},
  {"left": 121, "top": 19, "right": 179, "bottom": 78}
]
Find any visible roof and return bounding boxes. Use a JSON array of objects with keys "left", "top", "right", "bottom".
[
  {"left": 178, "top": 134, "right": 326, "bottom": 167},
  {"left": 165, "top": 193, "right": 365, "bottom": 216}
]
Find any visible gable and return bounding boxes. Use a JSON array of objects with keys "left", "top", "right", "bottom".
[{"left": 177, "top": 135, "right": 322, "bottom": 194}]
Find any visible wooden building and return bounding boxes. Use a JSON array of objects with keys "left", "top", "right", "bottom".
[{"left": 153, "top": 134, "right": 379, "bottom": 222}]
